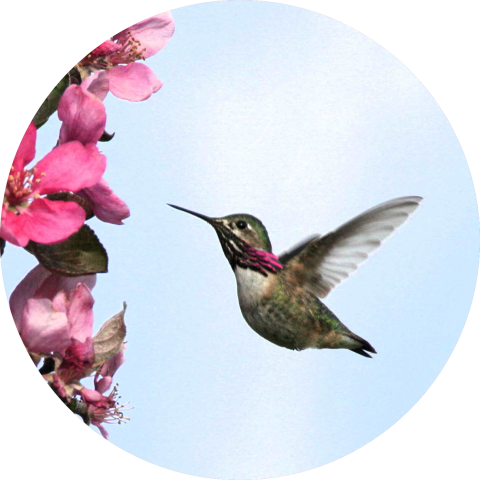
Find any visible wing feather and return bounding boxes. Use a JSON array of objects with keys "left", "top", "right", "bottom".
[{"left": 283, "top": 196, "right": 422, "bottom": 298}]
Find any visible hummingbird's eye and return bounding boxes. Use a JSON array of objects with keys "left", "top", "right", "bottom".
[{"left": 236, "top": 220, "right": 248, "bottom": 230}]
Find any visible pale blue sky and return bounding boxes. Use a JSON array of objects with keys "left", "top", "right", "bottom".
[{"left": 2, "top": 2, "right": 478, "bottom": 479}]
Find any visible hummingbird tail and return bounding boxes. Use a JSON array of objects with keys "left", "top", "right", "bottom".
[
  {"left": 351, "top": 348, "right": 374, "bottom": 358},
  {"left": 343, "top": 331, "right": 377, "bottom": 358}
]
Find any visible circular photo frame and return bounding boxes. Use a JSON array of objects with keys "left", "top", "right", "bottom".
[{"left": 2, "top": 1, "right": 478, "bottom": 480}]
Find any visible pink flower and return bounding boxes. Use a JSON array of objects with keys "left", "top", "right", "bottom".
[
  {"left": 76, "top": 179, "right": 130, "bottom": 225},
  {"left": 56, "top": 338, "right": 95, "bottom": 385},
  {"left": 10, "top": 264, "right": 96, "bottom": 355},
  {"left": 81, "top": 344, "right": 127, "bottom": 438},
  {"left": 9, "top": 264, "right": 96, "bottom": 326},
  {"left": 1, "top": 122, "right": 106, "bottom": 247},
  {"left": 57, "top": 86, "right": 130, "bottom": 225},
  {"left": 17, "top": 283, "right": 94, "bottom": 356},
  {"left": 58, "top": 84, "right": 106, "bottom": 145},
  {"left": 82, "top": 385, "right": 128, "bottom": 439},
  {"left": 94, "top": 343, "right": 126, "bottom": 394},
  {"left": 79, "top": 12, "right": 175, "bottom": 101}
]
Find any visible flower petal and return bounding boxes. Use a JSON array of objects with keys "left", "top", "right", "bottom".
[
  {"left": 13, "top": 122, "right": 36, "bottom": 171},
  {"left": 94, "top": 375, "right": 112, "bottom": 395},
  {"left": 34, "top": 142, "right": 106, "bottom": 194},
  {"left": 20, "top": 298, "right": 70, "bottom": 354},
  {"left": 67, "top": 283, "right": 94, "bottom": 343},
  {"left": 58, "top": 85, "right": 106, "bottom": 145},
  {"left": 113, "top": 12, "right": 175, "bottom": 59},
  {"left": 12, "top": 198, "right": 85, "bottom": 245},
  {"left": 107, "top": 63, "right": 162, "bottom": 101},
  {"left": 9, "top": 264, "right": 97, "bottom": 328},
  {"left": 9, "top": 264, "right": 52, "bottom": 328},
  {"left": 88, "top": 40, "right": 119, "bottom": 59},
  {"left": 81, "top": 71, "right": 110, "bottom": 101},
  {"left": 35, "top": 272, "right": 97, "bottom": 302},
  {"left": 79, "top": 178, "right": 130, "bottom": 224},
  {"left": 0, "top": 204, "right": 24, "bottom": 246},
  {"left": 100, "top": 343, "right": 126, "bottom": 379},
  {"left": 1, "top": 207, "right": 34, "bottom": 247},
  {"left": 82, "top": 387, "right": 103, "bottom": 403}
]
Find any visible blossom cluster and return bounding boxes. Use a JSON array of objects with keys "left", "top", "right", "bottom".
[
  {"left": 2, "top": 12, "right": 175, "bottom": 438},
  {"left": 12, "top": 265, "right": 128, "bottom": 438}
]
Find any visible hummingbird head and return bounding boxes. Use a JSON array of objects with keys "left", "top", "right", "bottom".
[{"left": 168, "top": 205, "right": 283, "bottom": 276}]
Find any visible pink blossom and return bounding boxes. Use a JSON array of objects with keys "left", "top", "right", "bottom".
[
  {"left": 57, "top": 86, "right": 130, "bottom": 224},
  {"left": 79, "top": 12, "right": 174, "bottom": 101},
  {"left": 81, "top": 345, "right": 127, "bottom": 438},
  {"left": 50, "top": 338, "right": 95, "bottom": 400},
  {"left": 58, "top": 85, "right": 106, "bottom": 145},
  {"left": 17, "top": 283, "right": 94, "bottom": 356},
  {"left": 77, "top": 179, "right": 130, "bottom": 225},
  {"left": 82, "top": 385, "right": 127, "bottom": 439},
  {"left": 9, "top": 264, "right": 96, "bottom": 327},
  {"left": 10, "top": 264, "right": 96, "bottom": 355},
  {"left": 56, "top": 338, "right": 95, "bottom": 385},
  {"left": 20, "top": 298, "right": 71, "bottom": 355},
  {"left": 94, "top": 343, "right": 126, "bottom": 394},
  {"left": 79, "top": 341, "right": 127, "bottom": 439},
  {"left": 1, "top": 122, "right": 106, "bottom": 247}
]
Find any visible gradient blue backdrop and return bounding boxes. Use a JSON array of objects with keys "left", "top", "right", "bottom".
[{"left": 2, "top": 1, "right": 478, "bottom": 479}]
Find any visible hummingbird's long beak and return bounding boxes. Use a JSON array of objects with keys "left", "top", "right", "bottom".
[{"left": 167, "top": 204, "right": 213, "bottom": 224}]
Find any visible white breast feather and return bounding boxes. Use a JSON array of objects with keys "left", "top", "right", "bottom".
[{"left": 234, "top": 267, "right": 270, "bottom": 307}]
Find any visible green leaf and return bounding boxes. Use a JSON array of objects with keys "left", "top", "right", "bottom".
[
  {"left": 25, "top": 225, "right": 108, "bottom": 276},
  {"left": 93, "top": 303, "right": 127, "bottom": 367},
  {"left": 0, "top": 238, "right": 5, "bottom": 256},
  {"left": 46, "top": 191, "right": 95, "bottom": 220},
  {"left": 33, "top": 75, "right": 70, "bottom": 129}
]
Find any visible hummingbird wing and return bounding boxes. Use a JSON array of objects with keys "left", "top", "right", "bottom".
[
  {"left": 282, "top": 196, "right": 422, "bottom": 298},
  {"left": 278, "top": 234, "right": 320, "bottom": 265}
]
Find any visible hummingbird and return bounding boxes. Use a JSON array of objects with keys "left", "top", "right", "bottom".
[{"left": 168, "top": 196, "right": 422, "bottom": 358}]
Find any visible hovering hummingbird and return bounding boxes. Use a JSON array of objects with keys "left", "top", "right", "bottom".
[{"left": 169, "top": 196, "right": 422, "bottom": 358}]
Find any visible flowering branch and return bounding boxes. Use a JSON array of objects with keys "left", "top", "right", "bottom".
[{"left": 2, "top": 12, "right": 175, "bottom": 438}]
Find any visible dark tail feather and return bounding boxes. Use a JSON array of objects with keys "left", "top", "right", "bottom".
[
  {"left": 349, "top": 333, "right": 377, "bottom": 359},
  {"left": 351, "top": 348, "right": 374, "bottom": 358}
]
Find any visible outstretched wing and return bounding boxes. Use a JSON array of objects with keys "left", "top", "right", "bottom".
[
  {"left": 282, "top": 196, "right": 422, "bottom": 298},
  {"left": 278, "top": 234, "right": 320, "bottom": 265}
]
